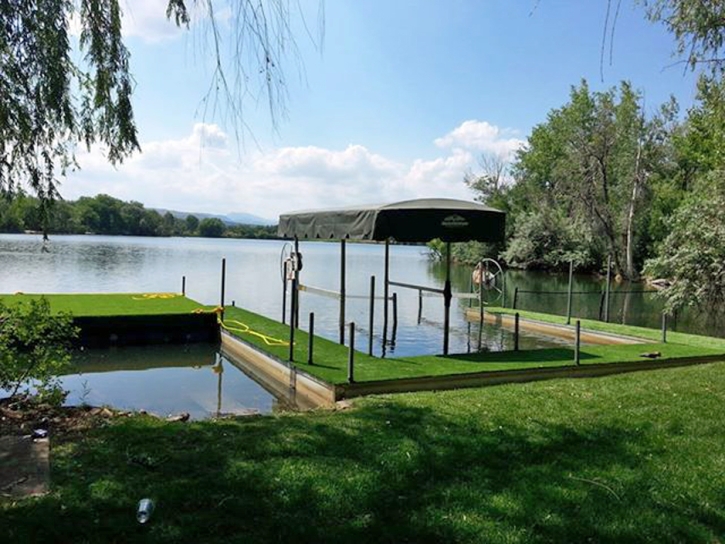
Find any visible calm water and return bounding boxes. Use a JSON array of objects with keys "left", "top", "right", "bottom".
[
  {"left": 63, "top": 345, "right": 296, "bottom": 419},
  {"left": 1, "top": 234, "right": 720, "bottom": 416}
]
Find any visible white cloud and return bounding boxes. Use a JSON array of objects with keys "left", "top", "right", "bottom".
[
  {"left": 63, "top": 119, "right": 523, "bottom": 220},
  {"left": 434, "top": 120, "right": 525, "bottom": 161}
]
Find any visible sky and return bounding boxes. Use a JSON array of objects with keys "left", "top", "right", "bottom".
[{"left": 64, "top": 0, "right": 701, "bottom": 222}]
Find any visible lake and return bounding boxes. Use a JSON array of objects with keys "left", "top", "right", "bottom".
[{"left": 1, "top": 234, "right": 719, "bottom": 417}]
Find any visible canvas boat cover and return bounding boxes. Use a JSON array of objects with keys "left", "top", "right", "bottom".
[{"left": 277, "top": 198, "right": 505, "bottom": 243}]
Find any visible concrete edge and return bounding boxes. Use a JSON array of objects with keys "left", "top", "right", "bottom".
[
  {"left": 465, "top": 308, "right": 652, "bottom": 345},
  {"left": 219, "top": 330, "right": 339, "bottom": 407}
]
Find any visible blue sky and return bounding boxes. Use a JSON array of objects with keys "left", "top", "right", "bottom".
[{"left": 66, "top": 0, "right": 700, "bottom": 221}]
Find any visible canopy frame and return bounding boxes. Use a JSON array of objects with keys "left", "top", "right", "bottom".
[{"left": 278, "top": 199, "right": 505, "bottom": 356}]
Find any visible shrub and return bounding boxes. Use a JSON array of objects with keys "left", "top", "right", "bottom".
[{"left": 0, "top": 297, "right": 78, "bottom": 405}]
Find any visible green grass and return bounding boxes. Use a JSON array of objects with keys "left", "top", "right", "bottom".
[
  {"left": 0, "top": 293, "right": 205, "bottom": 317},
  {"left": 3, "top": 362, "right": 725, "bottom": 543},
  {"left": 487, "top": 306, "right": 725, "bottom": 350},
  {"left": 222, "top": 306, "right": 725, "bottom": 385}
]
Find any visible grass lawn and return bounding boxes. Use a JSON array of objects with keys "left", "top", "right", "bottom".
[
  {"left": 487, "top": 306, "right": 725, "bottom": 350},
  {"left": 3, "top": 362, "right": 725, "bottom": 543},
  {"left": 0, "top": 293, "right": 205, "bottom": 317},
  {"left": 222, "top": 306, "right": 725, "bottom": 385}
]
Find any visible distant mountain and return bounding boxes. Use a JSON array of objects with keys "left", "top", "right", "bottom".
[
  {"left": 153, "top": 208, "right": 275, "bottom": 226},
  {"left": 225, "top": 212, "right": 276, "bottom": 226}
]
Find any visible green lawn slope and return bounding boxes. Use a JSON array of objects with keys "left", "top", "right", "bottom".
[{"left": 3, "top": 362, "right": 725, "bottom": 543}]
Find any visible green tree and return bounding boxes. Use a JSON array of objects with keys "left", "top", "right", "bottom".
[
  {"left": 644, "top": 173, "right": 725, "bottom": 313},
  {"left": 1, "top": 1, "right": 319, "bottom": 230},
  {"left": 643, "top": 0, "right": 725, "bottom": 73},
  {"left": 0, "top": 298, "right": 78, "bottom": 405},
  {"left": 510, "top": 80, "right": 677, "bottom": 278},
  {"left": 198, "top": 217, "right": 225, "bottom": 238},
  {"left": 185, "top": 214, "right": 200, "bottom": 235}
]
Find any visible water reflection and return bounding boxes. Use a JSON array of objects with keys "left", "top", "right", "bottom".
[{"left": 63, "top": 344, "right": 301, "bottom": 419}]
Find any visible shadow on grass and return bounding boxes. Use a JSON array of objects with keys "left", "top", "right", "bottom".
[{"left": 3, "top": 396, "right": 722, "bottom": 543}]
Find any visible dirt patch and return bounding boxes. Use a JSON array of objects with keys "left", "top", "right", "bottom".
[
  {"left": 0, "top": 396, "right": 115, "bottom": 439},
  {"left": 0, "top": 435, "right": 49, "bottom": 498}
]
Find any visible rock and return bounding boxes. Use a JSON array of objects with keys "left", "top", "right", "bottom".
[
  {"left": 166, "top": 412, "right": 190, "bottom": 423},
  {"left": 100, "top": 408, "right": 114, "bottom": 418}
]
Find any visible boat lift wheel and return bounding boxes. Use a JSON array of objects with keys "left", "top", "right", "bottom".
[{"left": 472, "top": 258, "right": 504, "bottom": 305}]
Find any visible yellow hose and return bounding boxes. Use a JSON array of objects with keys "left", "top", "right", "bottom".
[
  {"left": 219, "top": 318, "right": 290, "bottom": 347},
  {"left": 131, "top": 293, "right": 179, "bottom": 300}
]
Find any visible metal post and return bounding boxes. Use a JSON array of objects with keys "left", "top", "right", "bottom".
[
  {"left": 443, "top": 241, "right": 452, "bottom": 355},
  {"left": 288, "top": 275, "right": 297, "bottom": 362},
  {"left": 182, "top": 275, "right": 186, "bottom": 296},
  {"left": 513, "top": 286, "right": 519, "bottom": 310},
  {"left": 391, "top": 292, "right": 398, "bottom": 347},
  {"left": 514, "top": 312, "right": 520, "bottom": 352},
  {"left": 347, "top": 322, "right": 355, "bottom": 383},
  {"left": 308, "top": 312, "right": 315, "bottom": 365},
  {"left": 566, "top": 260, "right": 574, "bottom": 325},
  {"left": 382, "top": 238, "right": 390, "bottom": 355},
  {"left": 502, "top": 271, "right": 507, "bottom": 308},
  {"left": 368, "top": 276, "right": 375, "bottom": 356},
  {"left": 282, "top": 261, "right": 288, "bottom": 324},
  {"left": 293, "top": 237, "right": 300, "bottom": 329},
  {"left": 417, "top": 289, "right": 423, "bottom": 325},
  {"left": 604, "top": 255, "right": 612, "bottom": 323},
  {"left": 662, "top": 313, "right": 667, "bottom": 343},
  {"left": 575, "top": 319, "right": 581, "bottom": 365},
  {"left": 478, "top": 271, "right": 484, "bottom": 350},
  {"left": 598, "top": 291, "right": 606, "bottom": 321},
  {"left": 220, "top": 258, "right": 226, "bottom": 320},
  {"left": 340, "top": 239, "right": 346, "bottom": 345}
]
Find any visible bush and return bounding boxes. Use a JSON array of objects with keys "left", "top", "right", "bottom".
[
  {"left": 502, "top": 210, "right": 598, "bottom": 271},
  {"left": 0, "top": 298, "right": 78, "bottom": 405}
]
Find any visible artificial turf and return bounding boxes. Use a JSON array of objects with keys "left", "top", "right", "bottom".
[
  {"left": 221, "top": 306, "right": 725, "bottom": 385},
  {"left": 3, "top": 361, "right": 725, "bottom": 543},
  {"left": 0, "top": 293, "right": 205, "bottom": 317}
]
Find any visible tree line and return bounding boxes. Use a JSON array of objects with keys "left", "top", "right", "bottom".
[
  {"left": 0, "top": 193, "right": 278, "bottom": 240},
  {"left": 444, "top": 74, "right": 725, "bottom": 314}
]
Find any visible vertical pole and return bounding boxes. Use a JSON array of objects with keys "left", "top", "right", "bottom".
[
  {"left": 339, "top": 239, "right": 346, "bottom": 345},
  {"left": 347, "top": 322, "right": 355, "bottom": 383},
  {"left": 575, "top": 319, "right": 581, "bottom": 365},
  {"left": 182, "top": 275, "right": 186, "bottom": 296},
  {"left": 289, "top": 262, "right": 297, "bottom": 362},
  {"left": 443, "top": 241, "right": 452, "bottom": 355},
  {"left": 502, "top": 271, "right": 507, "bottom": 308},
  {"left": 293, "top": 237, "right": 300, "bottom": 329},
  {"left": 220, "top": 258, "right": 226, "bottom": 320},
  {"left": 604, "top": 255, "right": 612, "bottom": 323},
  {"left": 566, "top": 260, "right": 574, "bottom": 325},
  {"left": 661, "top": 313, "right": 667, "bottom": 344},
  {"left": 514, "top": 312, "right": 520, "bottom": 352},
  {"left": 417, "top": 289, "right": 423, "bottom": 325},
  {"left": 392, "top": 292, "right": 398, "bottom": 347},
  {"left": 308, "top": 312, "right": 315, "bottom": 365},
  {"left": 478, "top": 268, "right": 484, "bottom": 350},
  {"left": 282, "top": 261, "right": 288, "bottom": 324},
  {"left": 368, "top": 276, "right": 375, "bottom": 356},
  {"left": 382, "top": 239, "right": 390, "bottom": 355},
  {"left": 598, "top": 291, "right": 606, "bottom": 321},
  {"left": 513, "top": 286, "right": 519, "bottom": 310}
]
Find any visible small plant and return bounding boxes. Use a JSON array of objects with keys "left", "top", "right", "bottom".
[
  {"left": 79, "top": 378, "right": 92, "bottom": 407},
  {"left": 0, "top": 297, "right": 78, "bottom": 406}
]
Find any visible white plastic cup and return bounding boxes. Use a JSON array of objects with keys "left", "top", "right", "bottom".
[{"left": 136, "top": 498, "right": 155, "bottom": 524}]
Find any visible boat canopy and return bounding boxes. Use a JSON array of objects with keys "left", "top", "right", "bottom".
[{"left": 277, "top": 198, "right": 505, "bottom": 243}]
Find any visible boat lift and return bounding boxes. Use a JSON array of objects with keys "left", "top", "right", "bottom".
[{"left": 277, "top": 198, "right": 506, "bottom": 356}]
